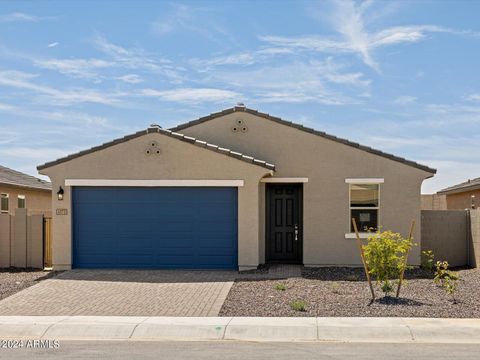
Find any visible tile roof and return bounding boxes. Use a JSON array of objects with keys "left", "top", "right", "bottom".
[
  {"left": 0, "top": 165, "right": 51, "bottom": 191},
  {"left": 37, "top": 126, "right": 275, "bottom": 171},
  {"left": 170, "top": 106, "right": 437, "bottom": 174},
  {"left": 438, "top": 177, "right": 480, "bottom": 195}
]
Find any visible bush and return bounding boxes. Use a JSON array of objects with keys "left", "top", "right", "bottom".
[
  {"left": 363, "top": 230, "right": 414, "bottom": 297},
  {"left": 434, "top": 261, "right": 459, "bottom": 303},
  {"left": 274, "top": 283, "right": 286, "bottom": 291},
  {"left": 290, "top": 299, "right": 306, "bottom": 311},
  {"left": 421, "top": 250, "right": 435, "bottom": 271}
]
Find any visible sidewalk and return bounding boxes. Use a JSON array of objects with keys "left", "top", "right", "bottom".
[{"left": 1, "top": 316, "right": 480, "bottom": 343}]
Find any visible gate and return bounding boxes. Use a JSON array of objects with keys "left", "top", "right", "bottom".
[{"left": 43, "top": 217, "right": 52, "bottom": 268}]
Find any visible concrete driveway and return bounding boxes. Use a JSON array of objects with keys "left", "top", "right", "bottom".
[{"left": 0, "top": 269, "right": 238, "bottom": 316}]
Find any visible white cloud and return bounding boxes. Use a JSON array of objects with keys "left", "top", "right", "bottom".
[
  {"left": 191, "top": 46, "right": 298, "bottom": 70},
  {"left": 393, "top": 95, "right": 417, "bottom": 105},
  {"left": 0, "top": 146, "right": 73, "bottom": 161},
  {"left": 191, "top": 52, "right": 257, "bottom": 68},
  {"left": 93, "top": 35, "right": 167, "bottom": 70},
  {"left": 150, "top": 4, "right": 191, "bottom": 35},
  {"left": 92, "top": 35, "right": 183, "bottom": 82},
  {"left": 138, "top": 88, "right": 241, "bottom": 103},
  {"left": 259, "top": 1, "right": 465, "bottom": 71},
  {"left": 115, "top": 74, "right": 143, "bottom": 84},
  {"left": 33, "top": 58, "right": 113, "bottom": 79},
  {"left": 0, "top": 70, "right": 125, "bottom": 105},
  {"left": 205, "top": 58, "right": 369, "bottom": 105},
  {"left": 467, "top": 93, "right": 480, "bottom": 102},
  {"left": 47, "top": 42, "right": 59, "bottom": 48},
  {"left": 150, "top": 3, "right": 234, "bottom": 45},
  {"left": 0, "top": 12, "right": 39, "bottom": 23}
]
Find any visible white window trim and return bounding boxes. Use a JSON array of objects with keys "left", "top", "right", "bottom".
[
  {"left": 345, "top": 232, "right": 370, "bottom": 239},
  {"left": 346, "top": 182, "right": 381, "bottom": 238},
  {"left": 261, "top": 177, "right": 308, "bottom": 183},
  {"left": 65, "top": 179, "right": 244, "bottom": 187},
  {"left": 18, "top": 195, "right": 26, "bottom": 209},
  {"left": 345, "top": 178, "right": 384, "bottom": 184},
  {"left": 1, "top": 193, "right": 9, "bottom": 213}
]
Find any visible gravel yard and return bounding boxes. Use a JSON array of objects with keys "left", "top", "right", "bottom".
[
  {"left": 0, "top": 269, "right": 58, "bottom": 301},
  {"left": 220, "top": 267, "right": 480, "bottom": 318}
]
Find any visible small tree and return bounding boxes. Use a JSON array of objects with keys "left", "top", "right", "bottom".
[
  {"left": 363, "top": 230, "right": 414, "bottom": 297},
  {"left": 421, "top": 250, "right": 435, "bottom": 271},
  {"left": 434, "top": 261, "right": 460, "bottom": 303}
]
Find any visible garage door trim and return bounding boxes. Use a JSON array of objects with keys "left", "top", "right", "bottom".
[{"left": 66, "top": 179, "right": 244, "bottom": 187}]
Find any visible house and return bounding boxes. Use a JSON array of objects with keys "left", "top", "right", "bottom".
[
  {"left": 0, "top": 165, "right": 51, "bottom": 215},
  {"left": 37, "top": 106, "right": 436, "bottom": 271},
  {"left": 437, "top": 177, "right": 480, "bottom": 210}
]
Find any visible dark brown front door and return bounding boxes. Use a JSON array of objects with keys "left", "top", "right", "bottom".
[{"left": 266, "top": 184, "right": 302, "bottom": 263}]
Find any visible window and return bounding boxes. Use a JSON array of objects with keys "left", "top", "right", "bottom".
[
  {"left": 18, "top": 195, "right": 26, "bottom": 209},
  {"left": 349, "top": 183, "right": 379, "bottom": 232},
  {"left": 1, "top": 193, "right": 8, "bottom": 213}
]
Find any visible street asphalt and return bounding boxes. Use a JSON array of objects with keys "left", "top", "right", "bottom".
[{"left": 1, "top": 340, "right": 480, "bottom": 360}]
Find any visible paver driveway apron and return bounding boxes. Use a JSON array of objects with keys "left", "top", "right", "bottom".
[{"left": 0, "top": 270, "right": 236, "bottom": 316}]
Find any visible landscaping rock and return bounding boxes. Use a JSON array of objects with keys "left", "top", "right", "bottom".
[{"left": 220, "top": 267, "right": 480, "bottom": 318}]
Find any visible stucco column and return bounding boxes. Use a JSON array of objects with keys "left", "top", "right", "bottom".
[
  {"left": 237, "top": 180, "right": 260, "bottom": 270},
  {"left": 51, "top": 182, "right": 72, "bottom": 270}
]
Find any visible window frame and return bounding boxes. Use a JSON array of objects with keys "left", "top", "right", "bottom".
[
  {"left": 17, "top": 194, "right": 26, "bottom": 209},
  {"left": 347, "top": 181, "right": 382, "bottom": 236},
  {"left": 1, "top": 193, "right": 9, "bottom": 213}
]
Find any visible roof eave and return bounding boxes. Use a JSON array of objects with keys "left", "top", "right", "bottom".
[
  {"left": 438, "top": 184, "right": 480, "bottom": 195},
  {"left": 37, "top": 127, "right": 275, "bottom": 172},
  {"left": 170, "top": 106, "right": 437, "bottom": 175},
  {"left": 0, "top": 181, "right": 51, "bottom": 191}
]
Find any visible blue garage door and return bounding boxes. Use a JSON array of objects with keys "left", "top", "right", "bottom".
[{"left": 72, "top": 187, "right": 238, "bottom": 269}]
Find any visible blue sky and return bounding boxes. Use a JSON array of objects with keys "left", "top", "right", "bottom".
[{"left": 0, "top": 0, "right": 479, "bottom": 193}]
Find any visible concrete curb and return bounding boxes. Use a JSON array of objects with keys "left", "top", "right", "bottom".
[{"left": 0, "top": 316, "right": 479, "bottom": 343}]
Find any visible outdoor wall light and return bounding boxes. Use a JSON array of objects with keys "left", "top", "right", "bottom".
[{"left": 57, "top": 186, "right": 64, "bottom": 201}]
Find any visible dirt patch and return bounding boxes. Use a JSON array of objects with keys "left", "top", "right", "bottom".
[
  {"left": 220, "top": 267, "right": 480, "bottom": 318},
  {"left": 0, "top": 269, "right": 60, "bottom": 301}
]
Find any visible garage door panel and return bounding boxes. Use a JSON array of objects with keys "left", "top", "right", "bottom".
[{"left": 73, "top": 187, "right": 237, "bottom": 269}]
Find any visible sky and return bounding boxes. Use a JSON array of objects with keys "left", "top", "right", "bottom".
[{"left": 0, "top": 0, "right": 479, "bottom": 193}]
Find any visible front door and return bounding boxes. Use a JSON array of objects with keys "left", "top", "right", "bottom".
[{"left": 266, "top": 184, "right": 302, "bottom": 263}]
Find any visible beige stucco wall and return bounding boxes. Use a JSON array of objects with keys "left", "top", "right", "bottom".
[
  {"left": 0, "top": 209, "right": 44, "bottom": 269},
  {"left": 39, "top": 132, "right": 271, "bottom": 270},
  {"left": 179, "top": 111, "right": 433, "bottom": 266},
  {"left": 421, "top": 194, "right": 447, "bottom": 210},
  {"left": 445, "top": 189, "right": 480, "bottom": 210},
  {"left": 0, "top": 185, "right": 51, "bottom": 215}
]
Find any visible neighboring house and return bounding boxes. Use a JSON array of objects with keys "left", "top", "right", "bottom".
[
  {"left": 0, "top": 165, "right": 52, "bottom": 215},
  {"left": 37, "top": 105, "right": 436, "bottom": 271},
  {"left": 437, "top": 177, "right": 480, "bottom": 210},
  {"left": 421, "top": 194, "right": 447, "bottom": 210}
]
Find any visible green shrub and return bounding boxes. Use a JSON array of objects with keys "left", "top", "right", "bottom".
[
  {"left": 274, "top": 283, "right": 286, "bottom": 291},
  {"left": 363, "top": 230, "right": 414, "bottom": 297},
  {"left": 421, "top": 250, "right": 435, "bottom": 271},
  {"left": 290, "top": 299, "right": 306, "bottom": 311},
  {"left": 434, "top": 261, "right": 459, "bottom": 303}
]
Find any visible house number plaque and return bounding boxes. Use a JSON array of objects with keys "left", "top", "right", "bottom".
[{"left": 56, "top": 208, "right": 68, "bottom": 215}]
